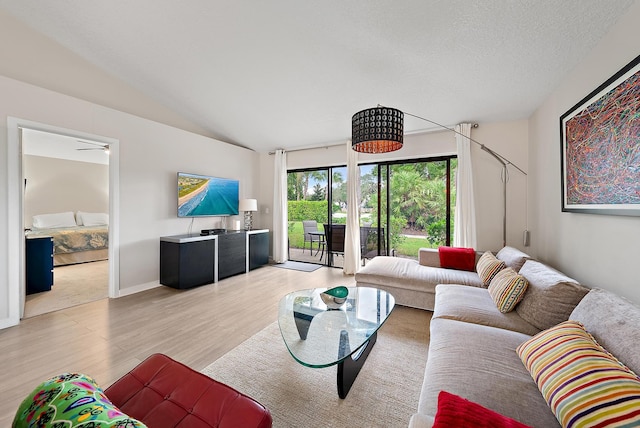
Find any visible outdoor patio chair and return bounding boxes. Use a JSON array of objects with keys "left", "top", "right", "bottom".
[
  {"left": 323, "top": 224, "right": 345, "bottom": 266},
  {"left": 361, "top": 226, "right": 387, "bottom": 264},
  {"left": 302, "top": 220, "right": 323, "bottom": 254}
]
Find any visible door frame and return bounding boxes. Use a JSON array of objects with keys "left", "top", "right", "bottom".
[{"left": 7, "top": 117, "right": 119, "bottom": 323}]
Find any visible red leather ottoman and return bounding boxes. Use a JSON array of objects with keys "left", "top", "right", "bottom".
[{"left": 105, "top": 353, "right": 272, "bottom": 428}]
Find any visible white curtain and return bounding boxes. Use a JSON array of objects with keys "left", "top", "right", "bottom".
[
  {"left": 343, "top": 142, "right": 361, "bottom": 274},
  {"left": 454, "top": 123, "right": 477, "bottom": 248},
  {"left": 273, "top": 149, "right": 288, "bottom": 263}
]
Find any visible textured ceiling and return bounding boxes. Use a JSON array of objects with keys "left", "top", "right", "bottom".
[{"left": 0, "top": 1, "right": 634, "bottom": 153}]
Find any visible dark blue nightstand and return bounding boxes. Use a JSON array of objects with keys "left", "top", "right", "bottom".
[{"left": 26, "top": 236, "right": 54, "bottom": 294}]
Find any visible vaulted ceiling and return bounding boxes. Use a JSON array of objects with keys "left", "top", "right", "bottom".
[{"left": 0, "top": 1, "right": 634, "bottom": 152}]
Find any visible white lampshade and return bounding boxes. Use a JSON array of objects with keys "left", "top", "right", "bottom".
[{"left": 239, "top": 198, "right": 258, "bottom": 212}]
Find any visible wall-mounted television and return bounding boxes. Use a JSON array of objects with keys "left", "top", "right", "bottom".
[{"left": 177, "top": 172, "right": 239, "bottom": 217}]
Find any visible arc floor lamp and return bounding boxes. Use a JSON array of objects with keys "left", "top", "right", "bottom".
[{"left": 351, "top": 105, "right": 527, "bottom": 247}]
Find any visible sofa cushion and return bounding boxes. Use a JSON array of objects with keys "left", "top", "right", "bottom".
[
  {"left": 417, "top": 318, "right": 559, "bottom": 427},
  {"left": 438, "top": 246, "right": 476, "bottom": 271},
  {"left": 488, "top": 267, "right": 529, "bottom": 313},
  {"left": 408, "top": 413, "right": 434, "bottom": 428},
  {"left": 433, "top": 284, "right": 540, "bottom": 335},
  {"left": 515, "top": 260, "right": 588, "bottom": 331},
  {"left": 432, "top": 391, "right": 531, "bottom": 428},
  {"left": 476, "top": 251, "right": 506, "bottom": 286},
  {"left": 496, "top": 246, "right": 531, "bottom": 272},
  {"left": 570, "top": 288, "right": 640, "bottom": 376},
  {"left": 13, "top": 373, "right": 146, "bottom": 428},
  {"left": 517, "top": 321, "right": 640, "bottom": 428}
]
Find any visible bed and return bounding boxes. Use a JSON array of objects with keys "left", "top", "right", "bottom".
[{"left": 26, "top": 211, "right": 109, "bottom": 266}]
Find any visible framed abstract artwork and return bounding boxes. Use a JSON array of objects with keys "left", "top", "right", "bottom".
[{"left": 560, "top": 53, "right": 640, "bottom": 216}]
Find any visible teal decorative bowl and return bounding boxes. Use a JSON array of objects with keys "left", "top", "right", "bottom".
[{"left": 320, "top": 286, "right": 349, "bottom": 309}]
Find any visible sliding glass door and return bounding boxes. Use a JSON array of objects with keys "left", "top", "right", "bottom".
[
  {"left": 286, "top": 168, "right": 329, "bottom": 265},
  {"left": 360, "top": 164, "right": 388, "bottom": 263},
  {"left": 287, "top": 156, "right": 456, "bottom": 266},
  {"left": 286, "top": 166, "right": 351, "bottom": 267},
  {"left": 362, "top": 156, "right": 457, "bottom": 262}
]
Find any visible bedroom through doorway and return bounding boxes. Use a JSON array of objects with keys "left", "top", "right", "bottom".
[{"left": 22, "top": 129, "right": 110, "bottom": 318}]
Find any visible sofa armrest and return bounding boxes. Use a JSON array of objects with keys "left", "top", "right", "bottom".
[
  {"left": 419, "top": 248, "right": 441, "bottom": 267},
  {"left": 409, "top": 413, "right": 434, "bottom": 428}
]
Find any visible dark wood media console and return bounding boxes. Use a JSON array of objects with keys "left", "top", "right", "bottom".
[{"left": 160, "top": 229, "right": 269, "bottom": 289}]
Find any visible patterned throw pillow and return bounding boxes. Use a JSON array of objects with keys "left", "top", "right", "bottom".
[
  {"left": 13, "top": 373, "right": 146, "bottom": 428},
  {"left": 488, "top": 267, "right": 529, "bottom": 313},
  {"left": 516, "top": 321, "right": 640, "bottom": 428},
  {"left": 476, "top": 251, "right": 506, "bottom": 286}
]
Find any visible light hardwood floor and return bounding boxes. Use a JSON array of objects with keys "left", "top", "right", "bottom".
[
  {"left": 0, "top": 264, "right": 355, "bottom": 425},
  {"left": 24, "top": 260, "right": 109, "bottom": 318}
]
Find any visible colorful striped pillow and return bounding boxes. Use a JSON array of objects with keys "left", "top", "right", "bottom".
[
  {"left": 488, "top": 267, "right": 529, "bottom": 313},
  {"left": 476, "top": 251, "right": 506, "bottom": 286},
  {"left": 516, "top": 321, "right": 640, "bottom": 428}
]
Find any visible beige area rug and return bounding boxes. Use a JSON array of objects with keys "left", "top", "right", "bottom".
[
  {"left": 24, "top": 260, "right": 109, "bottom": 318},
  {"left": 202, "top": 306, "right": 431, "bottom": 428}
]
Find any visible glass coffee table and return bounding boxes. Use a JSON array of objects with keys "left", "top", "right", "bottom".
[{"left": 278, "top": 286, "right": 395, "bottom": 398}]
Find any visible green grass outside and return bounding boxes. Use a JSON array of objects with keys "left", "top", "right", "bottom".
[
  {"left": 395, "top": 237, "right": 436, "bottom": 257},
  {"left": 288, "top": 220, "right": 436, "bottom": 259},
  {"left": 288, "top": 221, "right": 306, "bottom": 248}
]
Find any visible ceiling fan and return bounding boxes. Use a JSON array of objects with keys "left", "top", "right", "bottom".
[{"left": 76, "top": 140, "right": 109, "bottom": 153}]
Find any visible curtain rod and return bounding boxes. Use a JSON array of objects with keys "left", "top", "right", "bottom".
[
  {"left": 268, "top": 141, "right": 345, "bottom": 155},
  {"left": 402, "top": 111, "right": 526, "bottom": 176},
  {"left": 267, "top": 124, "right": 467, "bottom": 155}
]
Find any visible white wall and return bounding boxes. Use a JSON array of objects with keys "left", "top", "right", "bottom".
[
  {"left": 261, "top": 122, "right": 529, "bottom": 254},
  {"left": 0, "top": 9, "right": 214, "bottom": 140},
  {"left": 23, "top": 155, "right": 109, "bottom": 228},
  {"left": 472, "top": 120, "right": 529, "bottom": 251},
  {"left": 529, "top": 1, "right": 640, "bottom": 304},
  {"left": 0, "top": 74, "right": 258, "bottom": 328}
]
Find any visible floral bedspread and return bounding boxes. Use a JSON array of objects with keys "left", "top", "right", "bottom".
[{"left": 27, "top": 225, "right": 109, "bottom": 254}]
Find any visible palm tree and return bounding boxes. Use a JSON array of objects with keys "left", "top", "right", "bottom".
[{"left": 309, "top": 170, "right": 328, "bottom": 201}]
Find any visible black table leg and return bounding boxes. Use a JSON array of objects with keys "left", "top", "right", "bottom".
[
  {"left": 293, "top": 311, "right": 314, "bottom": 340},
  {"left": 336, "top": 330, "right": 378, "bottom": 399}
]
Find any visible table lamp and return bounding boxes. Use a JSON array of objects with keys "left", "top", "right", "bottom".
[{"left": 239, "top": 199, "right": 258, "bottom": 230}]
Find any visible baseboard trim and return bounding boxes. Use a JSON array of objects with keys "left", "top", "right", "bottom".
[
  {"left": 0, "top": 316, "right": 19, "bottom": 330},
  {"left": 116, "top": 281, "right": 161, "bottom": 298}
]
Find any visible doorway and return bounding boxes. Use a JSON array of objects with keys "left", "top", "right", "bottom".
[
  {"left": 6, "top": 117, "right": 119, "bottom": 323},
  {"left": 22, "top": 129, "right": 110, "bottom": 317}
]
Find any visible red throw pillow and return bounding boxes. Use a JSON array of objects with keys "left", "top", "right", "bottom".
[
  {"left": 433, "top": 391, "right": 531, "bottom": 428},
  {"left": 438, "top": 246, "right": 476, "bottom": 271}
]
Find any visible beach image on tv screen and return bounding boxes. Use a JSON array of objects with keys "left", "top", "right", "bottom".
[{"left": 178, "top": 173, "right": 239, "bottom": 217}]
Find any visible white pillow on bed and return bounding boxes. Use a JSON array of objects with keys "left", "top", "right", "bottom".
[
  {"left": 32, "top": 212, "right": 77, "bottom": 229},
  {"left": 77, "top": 211, "right": 109, "bottom": 227}
]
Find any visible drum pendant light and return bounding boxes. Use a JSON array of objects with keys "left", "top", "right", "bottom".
[{"left": 351, "top": 106, "right": 404, "bottom": 153}]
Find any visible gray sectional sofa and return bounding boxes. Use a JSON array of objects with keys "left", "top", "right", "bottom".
[
  {"left": 355, "top": 246, "right": 525, "bottom": 311},
  {"left": 355, "top": 247, "right": 640, "bottom": 427}
]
